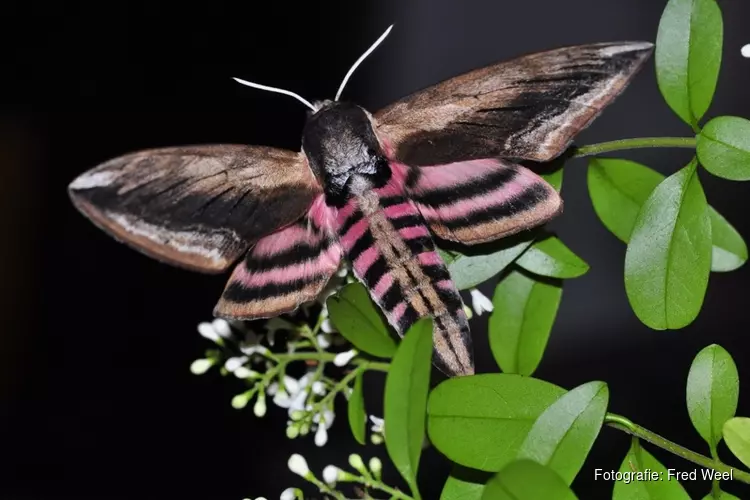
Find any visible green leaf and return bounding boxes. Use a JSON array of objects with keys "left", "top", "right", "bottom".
[
  {"left": 439, "top": 249, "right": 460, "bottom": 266},
  {"left": 723, "top": 417, "right": 750, "bottom": 468},
  {"left": 449, "top": 238, "right": 534, "bottom": 290},
  {"left": 384, "top": 318, "right": 433, "bottom": 498},
  {"left": 516, "top": 236, "right": 589, "bottom": 279},
  {"left": 440, "top": 475, "right": 485, "bottom": 500},
  {"left": 588, "top": 157, "right": 747, "bottom": 272},
  {"left": 427, "top": 374, "right": 566, "bottom": 471},
  {"left": 701, "top": 493, "right": 741, "bottom": 500},
  {"left": 655, "top": 0, "right": 723, "bottom": 126},
  {"left": 347, "top": 370, "right": 366, "bottom": 445},
  {"left": 612, "top": 440, "right": 691, "bottom": 499},
  {"left": 489, "top": 269, "right": 562, "bottom": 376},
  {"left": 482, "top": 460, "right": 578, "bottom": 500},
  {"left": 624, "top": 160, "right": 712, "bottom": 330},
  {"left": 541, "top": 168, "right": 564, "bottom": 192},
  {"left": 517, "top": 381, "right": 609, "bottom": 484},
  {"left": 686, "top": 344, "right": 739, "bottom": 448},
  {"left": 327, "top": 282, "right": 397, "bottom": 358},
  {"left": 708, "top": 208, "right": 748, "bottom": 272},
  {"left": 697, "top": 116, "right": 750, "bottom": 181}
]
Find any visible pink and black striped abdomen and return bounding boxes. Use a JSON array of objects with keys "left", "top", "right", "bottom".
[{"left": 335, "top": 170, "right": 474, "bottom": 376}]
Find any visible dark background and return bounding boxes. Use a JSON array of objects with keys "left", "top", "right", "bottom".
[{"left": 3, "top": 0, "right": 750, "bottom": 498}]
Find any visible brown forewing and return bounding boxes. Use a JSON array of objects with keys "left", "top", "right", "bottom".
[
  {"left": 374, "top": 42, "right": 654, "bottom": 166},
  {"left": 68, "top": 145, "right": 322, "bottom": 273}
]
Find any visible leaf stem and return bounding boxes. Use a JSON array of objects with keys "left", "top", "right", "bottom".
[
  {"left": 605, "top": 413, "right": 750, "bottom": 484},
  {"left": 573, "top": 137, "right": 697, "bottom": 158}
]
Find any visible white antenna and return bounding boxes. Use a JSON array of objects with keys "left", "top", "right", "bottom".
[
  {"left": 335, "top": 24, "right": 394, "bottom": 101},
  {"left": 232, "top": 77, "right": 317, "bottom": 112}
]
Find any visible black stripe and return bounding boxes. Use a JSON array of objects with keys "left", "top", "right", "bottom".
[
  {"left": 416, "top": 288, "right": 435, "bottom": 315},
  {"left": 411, "top": 168, "right": 517, "bottom": 207},
  {"left": 421, "top": 264, "right": 451, "bottom": 283},
  {"left": 405, "top": 166, "right": 421, "bottom": 188},
  {"left": 398, "top": 304, "right": 421, "bottom": 332},
  {"left": 390, "top": 215, "right": 423, "bottom": 230},
  {"left": 247, "top": 239, "right": 329, "bottom": 272},
  {"left": 404, "top": 236, "right": 434, "bottom": 255},
  {"left": 222, "top": 275, "right": 324, "bottom": 303},
  {"left": 440, "top": 184, "right": 549, "bottom": 231},
  {"left": 339, "top": 209, "right": 363, "bottom": 236},
  {"left": 380, "top": 281, "right": 403, "bottom": 311},
  {"left": 347, "top": 230, "right": 375, "bottom": 261},
  {"left": 363, "top": 256, "right": 388, "bottom": 288},
  {"left": 436, "top": 287, "right": 464, "bottom": 313},
  {"left": 380, "top": 196, "right": 408, "bottom": 208}
]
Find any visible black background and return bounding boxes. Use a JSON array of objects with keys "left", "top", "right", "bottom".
[{"left": 3, "top": 0, "right": 750, "bottom": 498}]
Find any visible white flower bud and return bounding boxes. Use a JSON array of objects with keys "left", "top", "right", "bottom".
[
  {"left": 463, "top": 304, "right": 474, "bottom": 319},
  {"left": 283, "top": 375, "right": 300, "bottom": 395},
  {"left": 290, "top": 410, "right": 304, "bottom": 421},
  {"left": 197, "top": 322, "right": 221, "bottom": 342},
  {"left": 273, "top": 390, "right": 292, "bottom": 409},
  {"left": 279, "top": 488, "right": 300, "bottom": 500},
  {"left": 369, "top": 457, "right": 383, "bottom": 477},
  {"left": 321, "top": 319, "right": 336, "bottom": 333},
  {"left": 211, "top": 318, "right": 233, "bottom": 338},
  {"left": 311, "top": 381, "right": 326, "bottom": 396},
  {"left": 314, "top": 424, "right": 328, "bottom": 447},
  {"left": 316, "top": 333, "right": 332, "bottom": 349},
  {"left": 231, "top": 392, "right": 250, "bottom": 409},
  {"left": 189, "top": 358, "right": 214, "bottom": 375},
  {"left": 743, "top": 44, "right": 750, "bottom": 58},
  {"left": 287, "top": 454, "right": 309, "bottom": 477},
  {"left": 322, "top": 465, "right": 339, "bottom": 485},
  {"left": 286, "top": 423, "right": 299, "bottom": 439},
  {"left": 348, "top": 453, "right": 366, "bottom": 474},
  {"left": 333, "top": 349, "right": 357, "bottom": 367},
  {"left": 371, "top": 434, "right": 384, "bottom": 445},
  {"left": 224, "top": 356, "right": 248, "bottom": 372},
  {"left": 234, "top": 366, "right": 258, "bottom": 379},
  {"left": 253, "top": 392, "right": 267, "bottom": 417}
]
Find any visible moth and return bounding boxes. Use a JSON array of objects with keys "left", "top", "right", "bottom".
[{"left": 68, "top": 25, "right": 653, "bottom": 377}]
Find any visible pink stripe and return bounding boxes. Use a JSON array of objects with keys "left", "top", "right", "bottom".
[
  {"left": 418, "top": 251, "right": 442, "bottom": 267},
  {"left": 234, "top": 246, "right": 339, "bottom": 288},
  {"left": 388, "top": 162, "right": 409, "bottom": 186},
  {"left": 254, "top": 225, "right": 320, "bottom": 256},
  {"left": 334, "top": 201, "right": 357, "bottom": 226},
  {"left": 307, "top": 195, "right": 336, "bottom": 233},
  {"left": 416, "top": 159, "right": 505, "bottom": 190},
  {"left": 353, "top": 245, "right": 380, "bottom": 275},
  {"left": 373, "top": 273, "right": 394, "bottom": 299},
  {"left": 389, "top": 302, "right": 407, "bottom": 325},
  {"left": 436, "top": 279, "right": 453, "bottom": 289},
  {"left": 384, "top": 202, "right": 416, "bottom": 220},
  {"left": 339, "top": 217, "right": 369, "bottom": 250},
  {"left": 420, "top": 181, "right": 537, "bottom": 222},
  {"left": 399, "top": 225, "right": 430, "bottom": 240}
]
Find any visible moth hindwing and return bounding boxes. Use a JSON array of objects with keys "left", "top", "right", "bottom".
[{"left": 70, "top": 36, "right": 653, "bottom": 377}]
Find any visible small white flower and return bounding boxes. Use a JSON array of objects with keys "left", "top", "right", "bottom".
[
  {"left": 197, "top": 322, "right": 221, "bottom": 343},
  {"left": 234, "top": 366, "right": 258, "bottom": 379},
  {"left": 333, "top": 349, "right": 357, "bottom": 367},
  {"left": 369, "top": 415, "right": 384, "bottom": 434},
  {"left": 470, "top": 288, "right": 494, "bottom": 316},
  {"left": 266, "top": 382, "right": 279, "bottom": 396},
  {"left": 224, "top": 356, "right": 248, "bottom": 372},
  {"left": 322, "top": 465, "right": 339, "bottom": 484},
  {"left": 283, "top": 375, "right": 300, "bottom": 395},
  {"left": 189, "top": 358, "right": 214, "bottom": 375},
  {"left": 742, "top": 44, "right": 750, "bottom": 58},
  {"left": 287, "top": 454, "right": 309, "bottom": 477},
  {"left": 289, "top": 389, "right": 309, "bottom": 413},
  {"left": 253, "top": 392, "right": 267, "bottom": 417},
  {"left": 279, "top": 488, "right": 299, "bottom": 500},
  {"left": 316, "top": 333, "right": 332, "bottom": 349},
  {"left": 211, "top": 318, "right": 233, "bottom": 338},
  {"left": 314, "top": 424, "right": 328, "bottom": 446},
  {"left": 273, "top": 390, "right": 292, "bottom": 409},
  {"left": 254, "top": 497, "right": 267, "bottom": 500},
  {"left": 321, "top": 318, "right": 336, "bottom": 334},
  {"left": 311, "top": 381, "right": 326, "bottom": 396}
]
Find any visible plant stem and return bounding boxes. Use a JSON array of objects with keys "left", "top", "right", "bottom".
[
  {"left": 605, "top": 413, "right": 750, "bottom": 484},
  {"left": 572, "top": 137, "right": 697, "bottom": 158},
  {"left": 354, "top": 477, "right": 413, "bottom": 500},
  {"left": 276, "top": 352, "right": 390, "bottom": 372}
]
